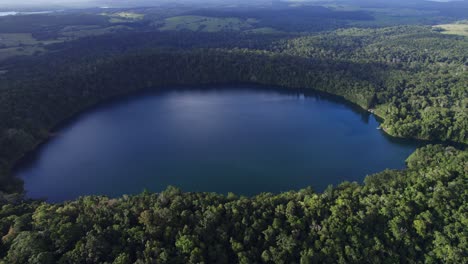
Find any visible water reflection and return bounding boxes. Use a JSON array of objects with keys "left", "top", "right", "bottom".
[{"left": 15, "top": 86, "right": 424, "bottom": 202}]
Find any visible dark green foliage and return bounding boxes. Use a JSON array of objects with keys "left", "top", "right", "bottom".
[
  {"left": 188, "top": 6, "right": 374, "bottom": 32},
  {"left": 0, "top": 145, "right": 466, "bottom": 263},
  {"left": 0, "top": 48, "right": 377, "bottom": 192},
  {"left": 277, "top": 26, "right": 467, "bottom": 143},
  {"left": 0, "top": 17, "right": 466, "bottom": 263},
  {"left": 0, "top": 25, "right": 467, "bottom": 192}
]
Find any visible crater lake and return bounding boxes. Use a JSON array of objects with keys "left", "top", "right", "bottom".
[{"left": 15, "top": 86, "right": 422, "bottom": 202}]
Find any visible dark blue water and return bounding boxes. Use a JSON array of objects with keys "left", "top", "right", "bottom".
[{"left": 16, "top": 87, "right": 421, "bottom": 202}]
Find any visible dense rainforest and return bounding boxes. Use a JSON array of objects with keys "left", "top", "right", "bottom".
[{"left": 0, "top": 11, "right": 466, "bottom": 263}]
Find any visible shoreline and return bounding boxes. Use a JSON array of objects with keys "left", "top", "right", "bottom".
[{"left": 7, "top": 82, "right": 467, "bottom": 195}]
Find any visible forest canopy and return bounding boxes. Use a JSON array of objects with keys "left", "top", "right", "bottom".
[{"left": 0, "top": 3, "right": 466, "bottom": 262}]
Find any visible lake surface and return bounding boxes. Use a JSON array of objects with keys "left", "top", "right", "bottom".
[{"left": 16, "top": 86, "right": 422, "bottom": 202}]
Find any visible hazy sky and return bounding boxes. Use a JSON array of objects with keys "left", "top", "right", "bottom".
[
  {"left": 0, "top": 0, "right": 253, "bottom": 9},
  {"left": 0, "top": 0, "right": 163, "bottom": 9},
  {"left": 0, "top": 0, "right": 464, "bottom": 10},
  {"left": 0, "top": 0, "right": 96, "bottom": 8}
]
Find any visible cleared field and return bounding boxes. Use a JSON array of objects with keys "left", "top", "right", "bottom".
[
  {"left": 0, "top": 46, "right": 44, "bottom": 61},
  {"left": 244, "top": 27, "right": 283, "bottom": 34},
  {"left": 159, "top": 16, "right": 257, "bottom": 32},
  {"left": 60, "top": 25, "right": 133, "bottom": 38},
  {"left": 434, "top": 22, "right": 468, "bottom": 37},
  {"left": 112, "top": 12, "right": 144, "bottom": 20},
  {"left": 0, "top": 33, "right": 39, "bottom": 47},
  {"left": 102, "top": 12, "right": 145, "bottom": 23}
]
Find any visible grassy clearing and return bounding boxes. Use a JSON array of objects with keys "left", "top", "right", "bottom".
[
  {"left": 60, "top": 25, "right": 132, "bottom": 38},
  {"left": 112, "top": 12, "right": 144, "bottom": 20},
  {"left": 0, "top": 46, "right": 44, "bottom": 61},
  {"left": 244, "top": 27, "right": 284, "bottom": 34},
  {"left": 433, "top": 22, "right": 468, "bottom": 37},
  {"left": 159, "top": 16, "right": 257, "bottom": 32},
  {"left": 0, "top": 33, "right": 39, "bottom": 47},
  {"left": 102, "top": 12, "right": 145, "bottom": 23},
  {"left": 0, "top": 33, "right": 65, "bottom": 61}
]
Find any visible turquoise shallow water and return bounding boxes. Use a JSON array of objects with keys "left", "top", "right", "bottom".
[{"left": 16, "top": 86, "right": 421, "bottom": 202}]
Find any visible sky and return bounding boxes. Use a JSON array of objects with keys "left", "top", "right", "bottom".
[
  {"left": 0, "top": 0, "right": 95, "bottom": 8},
  {"left": 0, "top": 0, "right": 163, "bottom": 9},
  {"left": 0, "top": 0, "right": 254, "bottom": 9},
  {"left": 0, "top": 0, "right": 465, "bottom": 10}
]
